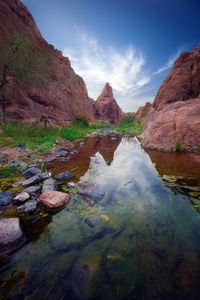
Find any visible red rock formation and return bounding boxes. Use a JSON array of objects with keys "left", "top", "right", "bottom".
[
  {"left": 141, "top": 98, "right": 200, "bottom": 152},
  {"left": 0, "top": 0, "right": 97, "bottom": 125},
  {"left": 135, "top": 102, "right": 152, "bottom": 119},
  {"left": 95, "top": 83, "right": 123, "bottom": 125},
  {"left": 153, "top": 45, "right": 200, "bottom": 111},
  {"left": 141, "top": 44, "right": 200, "bottom": 152}
]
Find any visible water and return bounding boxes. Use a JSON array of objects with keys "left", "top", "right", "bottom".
[{"left": 1, "top": 136, "right": 200, "bottom": 300}]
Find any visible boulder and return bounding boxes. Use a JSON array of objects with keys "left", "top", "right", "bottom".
[
  {"left": 55, "top": 171, "right": 73, "bottom": 181},
  {"left": 14, "top": 192, "right": 30, "bottom": 204},
  {"left": 0, "top": 192, "right": 13, "bottom": 206},
  {"left": 0, "top": 218, "right": 25, "bottom": 256},
  {"left": 22, "top": 175, "right": 42, "bottom": 188},
  {"left": 17, "top": 200, "right": 39, "bottom": 214},
  {"left": 78, "top": 183, "right": 105, "bottom": 202},
  {"left": 42, "top": 178, "right": 57, "bottom": 193},
  {"left": 22, "top": 167, "right": 42, "bottom": 179},
  {"left": 23, "top": 186, "right": 41, "bottom": 194},
  {"left": 39, "top": 191, "right": 71, "bottom": 210}
]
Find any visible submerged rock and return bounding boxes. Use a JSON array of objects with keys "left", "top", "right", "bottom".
[
  {"left": 78, "top": 183, "right": 105, "bottom": 202},
  {"left": 0, "top": 192, "right": 13, "bottom": 206},
  {"left": 55, "top": 171, "right": 73, "bottom": 181},
  {"left": 39, "top": 191, "right": 71, "bottom": 210},
  {"left": 42, "top": 178, "right": 57, "bottom": 193},
  {"left": 0, "top": 218, "right": 25, "bottom": 256},
  {"left": 17, "top": 200, "right": 39, "bottom": 214}
]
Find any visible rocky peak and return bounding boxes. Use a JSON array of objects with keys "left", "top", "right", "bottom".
[
  {"left": 95, "top": 83, "right": 123, "bottom": 125},
  {"left": 98, "top": 82, "right": 114, "bottom": 99}
]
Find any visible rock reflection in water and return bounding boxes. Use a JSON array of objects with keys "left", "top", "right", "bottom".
[{"left": 1, "top": 137, "right": 200, "bottom": 300}]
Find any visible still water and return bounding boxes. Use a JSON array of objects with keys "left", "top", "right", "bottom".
[{"left": 1, "top": 136, "right": 200, "bottom": 300}]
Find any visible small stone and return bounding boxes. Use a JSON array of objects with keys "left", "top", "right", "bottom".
[
  {"left": 22, "top": 175, "right": 42, "bottom": 188},
  {"left": 39, "top": 191, "right": 71, "bottom": 210},
  {"left": 14, "top": 192, "right": 30, "bottom": 204},
  {"left": 62, "top": 157, "right": 70, "bottom": 162},
  {"left": 22, "top": 167, "right": 42, "bottom": 179},
  {"left": 58, "top": 147, "right": 70, "bottom": 152},
  {"left": 42, "top": 178, "right": 57, "bottom": 193},
  {"left": 10, "top": 160, "right": 28, "bottom": 172},
  {"left": 0, "top": 192, "right": 13, "bottom": 206},
  {"left": 80, "top": 142, "right": 85, "bottom": 146},
  {"left": 43, "top": 157, "right": 56, "bottom": 163},
  {"left": 23, "top": 186, "right": 41, "bottom": 194},
  {"left": 55, "top": 171, "right": 73, "bottom": 181},
  {"left": 67, "top": 182, "right": 76, "bottom": 188},
  {"left": 17, "top": 200, "right": 39, "bottom": 214},
  {"left": 56, "top": 151, "right": 69, "bottom": 158},
  {"left": 70, "top": 150, "right": 78, "bottom": 154}
]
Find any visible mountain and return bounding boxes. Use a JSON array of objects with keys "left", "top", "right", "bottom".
[
  {"left": 0, "top": 0, "right": 123, "bottom": 125},
  {"left": 95, "top": 83, "right": 123, "bottom": 125},
  {"left": 140, "top": 44, "right": 200, "bottom": 152}
]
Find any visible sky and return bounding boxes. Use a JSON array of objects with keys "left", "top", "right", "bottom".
[{"left": 21, "top": 0, "right": 200, "bottom": 112}]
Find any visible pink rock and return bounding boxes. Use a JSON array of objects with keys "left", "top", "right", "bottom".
[
  {"left": 135, "top": 102, "right": 152, "bottom": 119},
  {"left": 95, "top": 83, "right": 123, "bottom": 125},
  {"left": 39, "top": 191, "right": 71, "bottom": 210}
]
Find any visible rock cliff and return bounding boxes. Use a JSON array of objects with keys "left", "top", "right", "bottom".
[
  {"left": 135, "top": 102, "right": 152, "bottom": 119},
  {"left": 141, "top": 44, "right": 200, "bottom": 152},
  {"left": 95, "top": 83, "right": 123, "bottom": 125},
  {"left": 0, "top": 0, "right": 123, "bottom": 125}
]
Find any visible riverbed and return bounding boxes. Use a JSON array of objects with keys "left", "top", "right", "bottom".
[{"left": 0, "top": 136, "right": 200, "bottom": 300}]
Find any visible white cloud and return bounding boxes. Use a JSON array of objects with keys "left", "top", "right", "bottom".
[
  {"left": 155, "top": 50, "right": 181, "bottom": 74},
  {"left": 63, "top": 30, "right": 152, "bottom": 111}
]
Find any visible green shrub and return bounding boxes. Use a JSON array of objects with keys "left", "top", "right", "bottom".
[
  {"left": 60, "top": 127, "right": 83, "bottom": 140},
  {"left": 74, "top": 115, "right": 89, "bottom": 128},
  {"left": 195, "top": 145, "right": 200, "bottom": 153},
  {"left": 119, "top": 115, "right": 136, "bottom": 126},
  {"left": 176, "top": 140, "right": 181, "bottom": 152}
]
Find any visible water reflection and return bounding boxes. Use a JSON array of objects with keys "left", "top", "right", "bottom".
[{"left": 1, "top": 137, "right": 200, "bottom": 300}]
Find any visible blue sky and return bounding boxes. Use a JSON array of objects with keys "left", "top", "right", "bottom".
[{"left": 21, "top": 0, "right": 200, "bottom": 112}]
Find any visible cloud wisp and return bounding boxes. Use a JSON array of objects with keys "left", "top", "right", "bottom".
[
  {"left": 155, "top": 49, "right": 181, "bottom": 74},
  {"left": 63, "top": 30, "right": 152, "bottom": 111}
]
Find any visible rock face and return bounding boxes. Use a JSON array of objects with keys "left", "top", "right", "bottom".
[
  {"left": 153, "top": 45, "right": 200, "bottom": 111},
  {"left": 135, "top": 102, "right": 152, "bottom": 119},
  {"left": 39, "top": 191, "right": 71, "bottom": 210},
  {"left": 0, "top": 218, "right": 25, "bottom": 256},
  {"left": 95, "top": 83, "right": 123, "bottom": 125},
  {"left": 0, "top": 0, "right": 123, "bottom": 125},
  {"left": 0, "top": 0, "right": 95, "bottom": 125},
  {"left": 141, "top": 44, "right": 200, "bottom": 152}
]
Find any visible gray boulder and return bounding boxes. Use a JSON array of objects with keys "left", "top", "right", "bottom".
[
  {"left": 17, "top": 200, "right": 39, "bottom": 214},
  {"left": 22, "top": 175, "right": 42, "bottom": 188},
  {"left": 0, "top": 218, "right": 25, "bottom": 256},
  {"left": 0, "top": 192, "right": 13, "bottom": 206},
  {"left": 55, "top": 171, "right": 73, "bottom": 181},
  {"left": 22, "top": 167, "right": 42, "bottom": 179},
  {"left": 23, "top": 186, "right": 41, "bottom": 194},
  {"left": 14, "top": 192, "right": 30, "bottom": 204},
  {"left": 42, "top": 178, "right": 57, "bottom": 193}
]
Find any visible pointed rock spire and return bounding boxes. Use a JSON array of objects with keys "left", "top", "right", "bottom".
[{"left": 98, "top": 82, "right": 114, "bottom": 99}]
